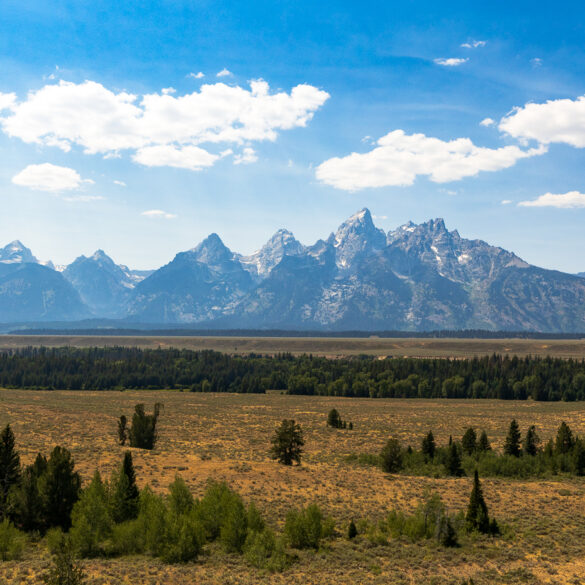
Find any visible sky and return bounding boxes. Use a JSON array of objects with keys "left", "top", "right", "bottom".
[{"left": 1, "top": 1, "right": 585, "bottom": 271}]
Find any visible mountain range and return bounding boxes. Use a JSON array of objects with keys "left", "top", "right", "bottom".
[{"left": 2, "top": 209, "right": 585, "bottom": 332}]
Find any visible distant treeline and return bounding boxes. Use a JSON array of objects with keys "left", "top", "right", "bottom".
[
  {"left": 1, "top": 347, "right": 585, "bottom": 401},
  {"left": 7, "top": 327, "right": 585, "bottom": 338}
]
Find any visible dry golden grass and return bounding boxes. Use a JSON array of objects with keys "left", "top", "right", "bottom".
[
  {"left": 2, "top": 390, "right": 585, "bottom": 584},
  {"left": 2, "top": 334, "right": 585, "bottom": 358}
]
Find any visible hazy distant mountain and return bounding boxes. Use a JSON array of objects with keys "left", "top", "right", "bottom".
[
  {"left": 577, "top": 272, "right": 585, "bottom": 278},
  {"left": 0, "top": 263, "right": 89, "bottom": 322},
  {"left": 3, "top": 210, "right": 585, "bottom": 331},
  {"left": 63, "top": 250, "right": 135, "bottom": 317}
]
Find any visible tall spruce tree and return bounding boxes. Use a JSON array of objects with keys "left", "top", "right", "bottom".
[
  {"left": 39, "top": 446, "right": 81, "bottom": 530},
  {"left": 461, "top": 428, "right": 477, "bottom": 456},
  {"left": 446, "top": 442, "right": 464, "bottom": 477},
  {"left": 117, "top": 416, "right": 128, "bottom": 446},
  {"left": 0, "top": 424, "right": 21, "bottom": 519},
  {"left": 12, "top": 454, "right": 47, "bottom": 532},
  {"left": 477, "top": 431, "right": 491, "bottom": 452},
  {"left": 465, "top": 470, "right": 490, "bottom": 533},
  {"left": 504, "top": 419, "right": 522, "bottom": 457},
  {"left": 327, "top": 409, "right": 341, "bottom": 429},
  {"left": 421, "top": 431, "right": 436, "bottom": 460},
  {"left": 523, "top": 425, "right": 540, "bottom": 456},
  {"left": 555, "top": 422, "right": 575, "bottom": 454},
  {"left": 110, "top": 452, "right": 140, "bottom": 523}
]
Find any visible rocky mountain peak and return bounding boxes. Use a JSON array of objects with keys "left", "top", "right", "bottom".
[
  {"left": 333, "top": 208, "right": 386, "bottom": 268},
  {"left": 190, "top": 233, "right": 233, "bottom": 265},
  {"left": 240, "top": 229, "right": 305, "bottom": 277},
  {"left": 0, "top": 240, "right": 38, "bottom": 264}
]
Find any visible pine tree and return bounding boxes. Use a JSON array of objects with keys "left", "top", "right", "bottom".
[
  {"left": 12, "top": 454, "right": 47, "bottom": 532},
  {"left": 0, "top": 425, "right": 21, "bottom": 519},
  {"left": 269, "top": 420, "right": 304, "bottom": 465},
  {"left": 117, "top": 416, "right": 128, "bottom": 446},
  {"left": 523, "top": 425, "right": 540, "bottom": 456},
  {"left": 461, "top": 428, "right": 477, "bottom": 455},
  {"left": 504, "top": 419, "right": 522, "bottom": 457},
  {"left": 348, "top": 519, "right": 357, "bottom": 539},
  {"left": 446, "top": 443, "right": 464, "bottom": 477},
  {"left": 327, "top": 409, "right": 341, "bottom": 428},
  {"left": 572, "top": 437, "right": 585, "bottom": 476},
  {"left": 555, "top": 422, "right": 575, "bottom": 454},
  {"left": 477, "top": 431, "right": 491, "bottom": 452},
  {"left": 39, "top": 446, "right": 81, "bottom": 530},
  {"left": 421, "top": 431, "right": 436, "bottom": 460},
  {"left": 380, "top": 438, "right": 403, "bottom": 473},
  {"left": 465, "top": 470, "right": 490, "bottom": 533},
  {"left": 109, "top": 452, "right": 140, "bottom": 523}
]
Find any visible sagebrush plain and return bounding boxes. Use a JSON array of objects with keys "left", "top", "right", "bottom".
[{"left": 2, "top": 389, "right": 585, "bottom": 584}]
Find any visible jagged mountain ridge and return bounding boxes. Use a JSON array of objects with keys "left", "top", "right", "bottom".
[{"left": 2, "top": 209, "right": 585, "bottom": 331}]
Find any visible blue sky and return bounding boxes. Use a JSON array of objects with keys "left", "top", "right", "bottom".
[{"left": 1, "top": 1, "right": 585, "bottom": 271}]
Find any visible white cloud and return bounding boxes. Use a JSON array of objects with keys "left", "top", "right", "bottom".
[
  {"left": 499, "top": 96, "right": 585, "bottom": 147},
  {"left": 518, "top": 191, "right": 585, "bottom": 208},
  {"left": 480, "top": 117, "right": 495, "bottom": 127},
  {"left": 0, "top": 93, "right": 16, "bottom": 111},
  {"left": 216, "top": 68, "right": 233, "bottom": 77},
  {"left": 188, "top": 72, "right": 205, "bottom": 79},
  {"left": 461, "top": 40, "right": 486, "bottom": 48},
  {"left": 141, "top": 209, "right": 177, "bottom": 219},
  {"left": 372, "top": 214, "right": 388, "bottom": 220},
  {"left": 12, "top": 163, "right": 92, "bottom": 192},
  {"left": 0, "top": 79, "right": 329, "bottom": 171},
  {"left": 161, "top": 87, "right": 176, "bottom": 95},
  {"left": 501, "top": 199, "right": 512, "bottom": 205},
  {"left": 133, "top": 144, "right": 220, "bottom": 171},
  {"left": 316, "top": 130, "right": 546, "bottom": 191},
  {"left": 113, "top": 180, "right": 126, "bottom": 186},
  {"left": 234, "top": 147, "right": 258, "bottom": 165},
  {"left": 434, "top": 58, "right": 468, "bottom": 67},
  {"left": 62, "top": 194, "right": 104, "bottom": 202},
  {"left": 531, "top": 57, "right": 543, "bottom": 67}
]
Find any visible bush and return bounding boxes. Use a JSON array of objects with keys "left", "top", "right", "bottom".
[
  {"left": 162, "top": 512, "right": 205, "bottom": 563},
  {"left": 0, "top": 518, "right": 25, "bottom": 560},
  {"left": 284, "top": 503, "right": 330, "bottom": 549},
  {"left": 380, "top": 438, "right": 403, "bottom": 473},
  {"left": 43, "top": 532, "right": 86, "bottom": 585}
]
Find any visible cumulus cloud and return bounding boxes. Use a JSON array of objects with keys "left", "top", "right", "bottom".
[
  {"left": 316, "top": 130, "right": 546, "bottom": 191},
  {"left": 113, "top": 180, "right": 126, "bottom": 186},
  {"left": 480, "top": 118, "right": 495, "bottom": 127},
  {"left": 188, "top": 72, "right": 205, "bottom": 79},
  {"left": 499, "top": 96, "right": 585, "bottom": 147},
  {"left": 0, "top": 79, "right": 329, "bottom": 171},
  {"left": 141, "top": 209, "right": 177, "bottom": 219},
  {"left": 12, "top": 163, "right": 93, "bottom": 192},
  {"left": 234, "top": 147, "right": 258, "bottom": 165},
  {"left": 434, "top": 58, "right": 468, "bottom": 67},
  {"left": 461, "top": 40, "right": 486, "bottom": 48},
  {"left": 501, "top": 199, "right": 512, "bottom": 205},
  {"left": 216, "top": 68, "right": 233, "bottom": 77},
  {"left": 518, "top": 191, "right": 585, "bottom": 208}
]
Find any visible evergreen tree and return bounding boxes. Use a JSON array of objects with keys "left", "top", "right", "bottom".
[
  {"left": 0, "top": 425, "right": 21, "bottom": 519},
  {"left": 572, "top": 438, "right": 585, "bottom": 476},
  {"left": 380, "top": 438, "right": 403, "bottom": 473},
  {"left": 327, "top": 409, "right": 341, "bottom": 428},
  {"left": 461, "top": 428, "right": 477, "bottom": 456},
  {"left": 117, "top": 416, "right": 128, "bottom": 446},
  {"left": 12, "top": 454, "right": 47, "bottom": 532},
  {"left": 128, "top": 404, "right": 162, "bottom": 450},
  {"left": 504, "top": 419, "right": 522, "bottom": 457},
  {"left": 421, "top": 431, "right": 436, "bottom": 460},
  {"left": 477, "top": 431, "right": 491, "bottom": 452},
  {"left": 348, "top": 519, "right": 357, "bottom": 539},
  {"left": 465, "top": 471, "right": 490, "bottom": 533},
  {"left": 109, "top": 452, "right": 140, "bottom": 523},
  {"left": 269, "top": 420, "right": 304, "bottom": 465},
  {"left": 555, "top": 422, "right": 575, "bottom": 454},
  {"left": 523, "top": 425, "right": 540, "bottom": 456},
  {"left": 39, "top": 447, "right": 81, "bottom": 530},
  {"left": 445, "top": 443, "right": 464, "bottom": 477}
]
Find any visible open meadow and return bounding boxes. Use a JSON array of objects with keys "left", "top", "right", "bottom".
[
  {"left": 2, "top": 389, "right": 585, "bottom": 584},
  {"left": 2, "top": 334, "right": 585, "bottom": 358}
]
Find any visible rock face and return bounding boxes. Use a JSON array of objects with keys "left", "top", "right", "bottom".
[
  {"left": 3, "top": 210, "right": 585, "bottom": 331},
  {"left": 63, "top": 250, "right": 136, "bottom": 317}
]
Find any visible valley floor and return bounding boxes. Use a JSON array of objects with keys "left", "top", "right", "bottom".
[{"left": 2, "top": 391, "right": 585, "bottom": 584}]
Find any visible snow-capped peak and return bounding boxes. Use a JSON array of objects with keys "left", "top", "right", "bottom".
[{"left": 0, "top": 240, "right": 38, "bottom": 264}]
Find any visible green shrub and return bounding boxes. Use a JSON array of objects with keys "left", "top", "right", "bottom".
[
  {"left": 0, "top": 518, "right": 25, "bottom": 560},
  {"left": 380, "top": 438, "right": 403, "bottom": 473},
  {"left": 284, "top": 503, "right": 329, "bottom": 549},
  {"left": 162, "top": 512, "right": 205, "bottom": 563}
]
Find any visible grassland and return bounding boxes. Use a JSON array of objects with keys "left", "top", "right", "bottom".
[
  {"left": 2, "top": 390, "right": 585, "bottom": 584},
  {"left": 2, "top": 334, "right": 585, "bottom": 358}
]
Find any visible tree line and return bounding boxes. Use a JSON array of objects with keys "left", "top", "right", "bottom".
[
  {"left": 366, "top": 419, "right": 585, "bottom": 479},
  {"left": 1, "top": 347, "right": 585, "bottom": 401}
]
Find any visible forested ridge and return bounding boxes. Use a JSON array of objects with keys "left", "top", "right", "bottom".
[{"left": 1, "top": 347, "right": 585, "bottom": 400}]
